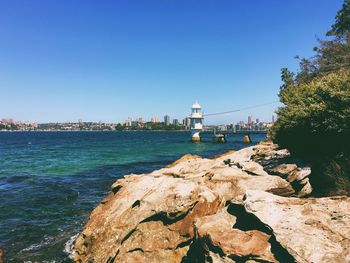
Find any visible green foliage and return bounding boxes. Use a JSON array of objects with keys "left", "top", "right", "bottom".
[
  {"left": 293, "top": 0, "right": 350, "bottom": 84},
  {"left": 272, "top": 1, "right": 350, "bottom": 195},
  {"left": 272, "top": 69, "right": 350, "bottom": 159},
  {"left": 327, "top": 0, "right": 350, "bottom": 39},
  {"left": 272, "top": 0, "right": 350, "bottom": 159}
]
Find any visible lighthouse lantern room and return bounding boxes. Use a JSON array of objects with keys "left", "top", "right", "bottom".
[{"left": 189, "top": 101, "right": 203, "bottom": 141}]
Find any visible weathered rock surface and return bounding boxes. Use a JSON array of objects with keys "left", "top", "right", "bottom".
[
  {"left": 195, "top": 208, "right": 276, "bottom": 262},
  {"left": 244, "top": 190, "right": 350, "bottom": 263},
  {"left": 252, "top": 145, "right": 313, "bottom": 197},
  {"left": 70, "top": 144, "right": 350, "bottom": 263}
]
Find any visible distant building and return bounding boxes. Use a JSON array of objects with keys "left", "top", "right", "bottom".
[
  {"left": 217, "top": 125, "right": 227, "bottom": 131},
  {"left": 125, "top": 117, "right": 132, "bottom": 127},
  {"left": 138, "top": 117, "right": 146, "bottom": 124},
  {"left": 272, "top": 115, "right": 275, "bottom": 123},
  {"left": 164, "top": 115, "right": 170, "bottom": 126},
  {"left": 183, "top": 117, "right": 190, "bottom": 129},
  {"left": 256, "top": 118, "right": 259, "bottom": 124},
  {"left": 173, "top": 119, "right": 179, "bottom": 126},
  {"left": 151, "top": 117, "right": 158, "bottom": 123},
  {"left": 248, "top": 115, "right": 252, "bottom": 125}
]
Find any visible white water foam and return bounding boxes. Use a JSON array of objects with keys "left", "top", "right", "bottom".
[{"left": 63, "top": 233, "right": 79, "bottom": 259}]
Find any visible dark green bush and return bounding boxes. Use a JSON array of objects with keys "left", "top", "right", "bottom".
[
  {"left": 271, "top": 0, "right": 350, "bottom": 195},
  {"left": 271, "top": 69, "right": 350, "bottom": 160}
]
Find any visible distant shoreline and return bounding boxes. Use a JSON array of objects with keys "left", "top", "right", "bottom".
[{"left": 0, "top": 129, "right": 190, "bottom": 132}]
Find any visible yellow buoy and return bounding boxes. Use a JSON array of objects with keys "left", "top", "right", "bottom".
[{"left": 191, "top": 136, "right": 201, "bottom": 142}]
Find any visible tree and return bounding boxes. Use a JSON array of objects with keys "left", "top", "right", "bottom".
[
  {"left": 292, "top": 0, "right": 350, "bottom": 83},
  {"left": 327, "top": 0, "right": 350, "bottom": 40},
  {"left": 272, "top": 69, "right": 350, "bottom": 159},
  {"left": 271, "top": 0, "right": 350, "bottom": 195}
]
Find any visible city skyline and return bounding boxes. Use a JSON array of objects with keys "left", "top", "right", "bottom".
[
  {"left": 0, "top": 1, "right": 342, "bottom": 123},
  {"left": 0, "top": 112, "right": 275, "bottom": 128},
  {"left": 1, "top": 100, "right": 277, "bottom": 125}
]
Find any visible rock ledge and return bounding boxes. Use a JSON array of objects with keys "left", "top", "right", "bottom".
[{"left": 70, "top": 144, "right": 350, "bottom": 263}]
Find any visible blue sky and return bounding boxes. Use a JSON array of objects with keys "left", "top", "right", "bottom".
[{"left": 0, "top": 0, "right": 343, "bottom": 124}]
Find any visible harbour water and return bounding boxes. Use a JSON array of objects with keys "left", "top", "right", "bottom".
[{"left": 0, "top": 131, "right": 266, "bottom": 262}]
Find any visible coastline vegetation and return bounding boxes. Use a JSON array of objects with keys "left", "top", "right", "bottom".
[{"left": 271, "top": 0, "right": 350, "bottom": 195}]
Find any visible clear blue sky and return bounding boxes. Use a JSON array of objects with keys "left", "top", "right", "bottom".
[{"left": 0, "top": 0, "right": 343, "bottom": 124}]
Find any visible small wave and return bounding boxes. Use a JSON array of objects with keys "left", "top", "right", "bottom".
[
  {"left": 21, "top": 236, "right": 53, "bottom": 252},
  {"left": 63, "top": 233, "right": 79, "bottom": 259}
]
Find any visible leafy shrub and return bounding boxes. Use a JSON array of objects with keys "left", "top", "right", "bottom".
[{"left": 271, "top": 69, "right": 350, "bottom": 160}]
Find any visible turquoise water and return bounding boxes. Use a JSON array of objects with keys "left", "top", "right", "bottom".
[{"left": 0, "top": 131, "right": 265, "bottom": 262}]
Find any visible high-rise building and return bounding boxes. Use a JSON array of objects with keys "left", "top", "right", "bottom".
[
  {"left": 164, "top": 115, "right": 170, "bottom": 126},
  {"left": 183, "top": 117, "right": 190, "bottom": 129},
  {"left": 272, "top": 115, "right": 275, "bottom": 123},
  {"left": 248, "top": 115, "right": 252, "bottom": 125},
  {"left": 256, "top": 118, "right": 259, "bottom": 124},
  {"left": 173, "top": 119, "right": 179, "bottom": 126}
]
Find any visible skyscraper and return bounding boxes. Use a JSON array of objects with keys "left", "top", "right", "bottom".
[
  {"left": 248, "top": 115, "right": 252, "bottom": 125},
  {"left": 164, "top": 115, "right": 170, "bottom": 126},
  {"left": 183, "top": 117, "right": 190, "bottom": 129}
]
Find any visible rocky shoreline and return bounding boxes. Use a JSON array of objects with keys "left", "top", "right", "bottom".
[{"left": 69, "top": 144, "right": 350, "bottom": 262}]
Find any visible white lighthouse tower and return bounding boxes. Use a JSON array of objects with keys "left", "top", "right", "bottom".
[{"left": 189, "top": 101, "right": 204, "bottom": 142}]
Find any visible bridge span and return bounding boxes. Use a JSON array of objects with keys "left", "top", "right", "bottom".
[
  {"left": 200, "top": 130, "right": 267, "bottom": 143},
  {"left": 200, "top": 130, "right": 267, "bottom": 135}
]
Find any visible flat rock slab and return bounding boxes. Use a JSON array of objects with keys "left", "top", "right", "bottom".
[{"left": 244, "top": 190, "right": 350, "bottom": 263}]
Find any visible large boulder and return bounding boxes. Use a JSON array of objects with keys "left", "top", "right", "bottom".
[
  {"left": 70, "top": 145, "right": 347, "bottom": 262},
  {"left": 70, "top": 145, "right": 296, "bottom": 262}
]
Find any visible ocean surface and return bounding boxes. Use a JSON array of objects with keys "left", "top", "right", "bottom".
[{"left": 0, "top": 131, "right": 266, "bottom": 262}]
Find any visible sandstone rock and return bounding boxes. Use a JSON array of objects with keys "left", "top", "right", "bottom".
[
  {"left": 287, "top": 167, "right": 311, "bottom": 183},
  {"left": 196, "top": 208, "right": 277, "bottom": 262},
  {"left": 116, "top": 221, "right": 189, "bottom": 263},
  {"left": 203, "top": 166, "right": 295, "bottom": 203},
  {"left": 71, "top": 145, "right": 344, "bottom": 263},
  {"left": 71, "top": 146, "right": 297, "bottom": 262},
  {"left": 267, "top": 164, "right": 297, "bottom": 178},
  {"left": 236, "top": 161, "right": 269, "bottom": 176},
  {"left": 208, "top": 252, "right": 234, "bottom": 262},
  {"left": 296, "top": 179, "right": 313, "bottom": 197},
  {"left": 211, "top": 150, "right": 236, "bottom": 159},
  {"left": 72, "top": 175, "right": 213, "bottom": 261},
  {"left": 250, "top": 145, "right": 312, "bottom": 197},
  {"left": 166, "top": 154, "right": 202, "bottom": 168},
  {"left": 244, "top": 190, "right": 350, "bottom": 263}
]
